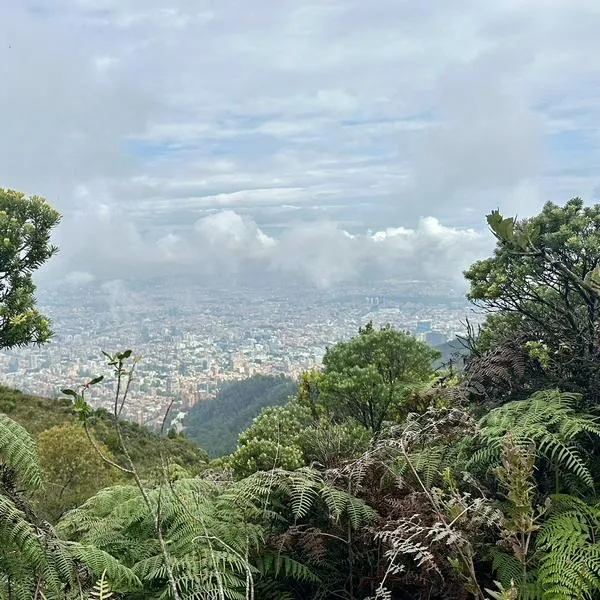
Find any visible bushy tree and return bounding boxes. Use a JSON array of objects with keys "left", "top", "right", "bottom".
[
  {"left": 0, "top": 189, "right": 60, "bottom": 349},
  {"left": 465, "top": 199, "right": 600, "bottom": 402},
  {"left": 228, "top": 403, "right": 313, "bottom": 478},
  {"left": 36, "top": 423, "right": 121, "bottom": 522},
  {"left": 307, "top": 323, "right": 440, "bottom": 434}
]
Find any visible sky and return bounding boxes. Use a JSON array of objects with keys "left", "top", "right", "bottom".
[{"left": 2, "top": 0, "right": 600, "bottom": 288}]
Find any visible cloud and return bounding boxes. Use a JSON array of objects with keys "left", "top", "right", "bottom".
[
  {"left": 3, "top": 0, "right": 600, "bottom": 288},
  {"left": 45, "top": 205, "right": 492, "bottom": 289},
  {"left": 64, "top": 271, "right": 95, "bottom": 285}
]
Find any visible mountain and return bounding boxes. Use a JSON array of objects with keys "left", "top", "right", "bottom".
[
  {"left": 0, "top": 385, "right": 208, "bottom": 474},
  {"left": 184, "top": 375, "right": 298, "bottom": 457}
]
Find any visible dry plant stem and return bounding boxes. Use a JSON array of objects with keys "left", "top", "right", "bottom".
[
  {"left": 157, "top": 393, "right": 178, "bottom": 589},
  {"left": 83, "top": 423, "right": 133, "bottom": 474},
  {"left": 399, "top": 439, "right": 485, "bottom": 600},
  {"left": 102, "top": 357, "right": 182, "bottom": 600}
]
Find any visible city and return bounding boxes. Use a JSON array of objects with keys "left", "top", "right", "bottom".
[{"left": 0, "top": 275, "right": 479, "bottom": 429}]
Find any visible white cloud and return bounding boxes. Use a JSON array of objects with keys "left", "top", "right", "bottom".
[
  {"left": 41, "top": 204, "right": 491, "bottom": 288},
  {"left": 2, "top": 0, "right": 600, "bottom": 288}
]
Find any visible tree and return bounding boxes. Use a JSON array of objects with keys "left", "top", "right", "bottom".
[
  {"left": 308, "top": 324, "right": 440, "bottom": 434},
  {"left": 228, "top": 403, "right": 313, "bottom": 478},
  {"left": 464, "top": 199, "right": 600, "bottom": 402},
  {"left": 0, "top": 189, "right": 60, "bottom": 349},
  {"left": 36, "top": 423, "right": 120, "bottom": 522}
]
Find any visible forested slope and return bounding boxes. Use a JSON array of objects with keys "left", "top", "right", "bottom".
[
  {"left": 183, "top": 374, "right": 297, "bottom": 457},
  {"left": 0, "top": 385, "right": 208, "bottom": 475}
]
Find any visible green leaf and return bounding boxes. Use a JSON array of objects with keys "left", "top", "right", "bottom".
[
  {"left": 61, "top": 389, "right": 78, "bottom": 398},
  {"left": 88, "top": 376, "right": 104, "bottom": 386}
]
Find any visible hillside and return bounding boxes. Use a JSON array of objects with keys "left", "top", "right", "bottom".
[
  {"left": 0, "top": 385, "right": 208, "bottom": 475},
  {"left": 434, "top": 337, "right": 469, "bottom": 368},
  {"left": 184, "top": 375, "right": 298, "bottom": 457}
]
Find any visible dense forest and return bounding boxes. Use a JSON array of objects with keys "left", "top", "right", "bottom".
[
  {"left": 184, "top": 375, "right": 297, "bottom": 457},
  {"left": 4, "top": 189, "right": 600, "bottom": 599}
]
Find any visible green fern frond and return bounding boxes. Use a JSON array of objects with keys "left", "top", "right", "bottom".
[
  {"left": 0, "top": 413, "right": 42, "bottom": 490},
  {"left": 256, "top": 552, "right": 319, "bottom": 583},
  {"left": 472, "top": 390, "right": 600, "bottom": 490},
  {"left": 65, "top": 541, "right": 141, "bottom": 590},
  {"left": 489, "top": 549, "right": 523, "bottom": 589},
  {"left": 536, "top": 496, "right": 600, "bottom": 600}
]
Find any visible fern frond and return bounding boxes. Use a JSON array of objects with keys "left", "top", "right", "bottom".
[
  {"left": 536, "top": 496, "right": 600, "bottom": 600},
  {"left": 65, "top": 541, "right": 141, "bottom": 590},
  {"left": 256, "top": 552, "right": 319, "bottom": 583},
  {"left": 88, "top": 570, "right": 114, "bottom": 600},
  {"left": 0, "top": 413, "right": 42, "bottom": 490},
  {"left": 473, "top": 390, "right": 600, "bottom": 490}
]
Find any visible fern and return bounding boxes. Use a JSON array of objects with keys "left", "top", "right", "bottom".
[
  {"left": 58, "top": 465, "right": 377, "bottom": 600},
  {"left": 88, "top": 570, "right": 113, "bottom": 600},
  {"left": 469, "top": 389, "right": 600, "bottom": 491},
  {"left": 256, "top": 552, "right": 319, "bottom": 583},
  {"left": 536, "top": 495, "right": 600, "bottom": 600},
  {"left": 0, "top": 413, "right": 42, "bottom": 490}
]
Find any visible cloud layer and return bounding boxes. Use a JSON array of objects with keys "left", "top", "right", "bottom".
[
  {"left": 43, "top": 202, "right": 491, "bottom": 288},
  {"left": 3, "top": 0, "right": 600, "bottom": 287}
]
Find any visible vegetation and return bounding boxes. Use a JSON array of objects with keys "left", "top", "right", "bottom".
[
  {"left": 0, "top": 188, "right": 60, "bottom": 349},
  {"left": 184, "top": 375, "right": 297, "bottom": 457},
  {"left": 464, "top": 199, "right": 600, "bottom": 404},
  {"left": 5, "top": 193, "right": 600, "bottom": 598},
  {"left": 0, "top": 386, "right": 208, "bottom": 477},
  {"left": 298, "top": 322, "right": 440, "bottom": 435}
]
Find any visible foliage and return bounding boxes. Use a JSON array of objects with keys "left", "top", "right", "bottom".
[
  {"left": 0, "top": 386, "right": 208, "bottom": 479},
  {"left": 469, "top": 389, "right": 600, "bottom": 494},
  {"left": 184, "top": 375, "right": 297, "bottom": 457},
  {"left": 0, "top": 189, "right": 61, "bottom": 349},
  {"left": 36, "top": 423, "right": 121, "bottom": 522},
  {"left": 228, "top": 402, "right": 313, "bottom": 478},
  {"left": 465, "top": 199, "right": 600, "bottom": 403},
  {"left": 58, "top": 466, "right": 376, "bottom": 600},
  {"left": 0, "top": 412, "right": 140, "bottom": 599},
  {"left": 302, "top": 323, "right": 440, "bottom": 435}
]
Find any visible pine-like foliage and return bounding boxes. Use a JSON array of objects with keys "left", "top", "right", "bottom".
[{"left": 469, "top": 389, "right": 600, "bottom": 492}]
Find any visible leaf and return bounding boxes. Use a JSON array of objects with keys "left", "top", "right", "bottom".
[
  {"left": 88, "top": 376, "right": 104, "bottom": 386},
  {"left": 61, "top": 389, "right": 78, "bottom": 398},
  {"left": 486, "top": 210, "right": 516, "bottom": 243},
  {"left": 119, "top": 350, "right": 132, "bottom": 360}
]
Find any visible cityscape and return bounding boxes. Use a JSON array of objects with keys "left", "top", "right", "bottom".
[{"left": 0, "top": 275, "right": 479, "bottom": 430}]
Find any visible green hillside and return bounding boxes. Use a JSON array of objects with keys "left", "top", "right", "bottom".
[
  {"left": 0, "top": 385, "right": 208, "bottom": 475},
  {"left": 184, "top": 375, "right": 298, "bottom": 457}
]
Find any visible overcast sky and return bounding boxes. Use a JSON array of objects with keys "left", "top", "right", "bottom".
[{"left": 2, "top": 0, "right": 600, "bottom": 288}]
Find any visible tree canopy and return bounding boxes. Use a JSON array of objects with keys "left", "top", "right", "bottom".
[
  {"left": 302, "top": 323, "right": 440, "bottom": 434},
  {"left": 0, "top": 189, "right": 60, "bottom": 349},
  {"left": 465, "top": 198, "right": 600, "bottom": 403}
]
